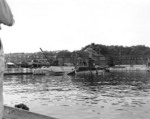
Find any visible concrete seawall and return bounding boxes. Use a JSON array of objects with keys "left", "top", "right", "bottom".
[
  {"left": 4, "top": 68, "right": 33, "bottom": 75},
  {"left": 109, "top": 65, "right": 149, "bottom": 71}
]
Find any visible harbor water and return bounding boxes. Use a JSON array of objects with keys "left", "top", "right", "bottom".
[{"left": 3, "top": 71, "right": 150, "bottom": 119}]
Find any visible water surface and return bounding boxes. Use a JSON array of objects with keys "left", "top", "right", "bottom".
[{"left": 3, "top": 71, "right": 150, "bottom": 119}]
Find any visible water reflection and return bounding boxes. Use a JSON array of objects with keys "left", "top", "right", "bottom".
[{"left": 3, "top": 71, "right": 150, "bottom": 119}]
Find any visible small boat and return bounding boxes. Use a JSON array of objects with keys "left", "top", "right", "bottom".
[
  {"left": 3, "top": 105, "right": 57, "bottom": 119},
  {"left": 33, "top": 66, "right": 75, "bottom": 76},
  {"left": 45, "top": 71, "right": 64, "bottom": 76},
  {"left": 32, "top": 68, "right": 48, "bottom": 75},
  {"left": 67, "top": 66, "right": 109, "bottom": 76}
]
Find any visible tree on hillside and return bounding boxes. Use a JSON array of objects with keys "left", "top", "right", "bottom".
[
  {"left": 81, "top": 44, "right": 150, "bottom": 57},
  {"left": 56, "top": 50, "right": 71, "bottom": 58}
]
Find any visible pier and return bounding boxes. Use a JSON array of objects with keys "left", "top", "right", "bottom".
[{"left": 4, "top": 68, "right": 33, "bottom": 75}]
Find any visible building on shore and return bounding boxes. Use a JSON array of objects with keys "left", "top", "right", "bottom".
[
  {"left": 5, "top": 51, "right": 150, "bottom": 68},
  {"left": 112, "top": 55, "right": 150, "bottom": 66}
]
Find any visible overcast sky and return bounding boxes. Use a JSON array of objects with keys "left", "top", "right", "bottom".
[{"left": 1, "top": 0, "right": 150, "bottom": 53}]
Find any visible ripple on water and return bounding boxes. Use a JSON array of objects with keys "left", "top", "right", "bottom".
[{"left": 3, "top": 72, "right": 150, "bottom": 119}]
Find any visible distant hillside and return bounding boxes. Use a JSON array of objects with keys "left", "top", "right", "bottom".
[
  {"left": 6, "top": 43, "right": 150, "bottom": 59},
  {"left": 81, "top": 43, "right": 150, "bottom": 56}
]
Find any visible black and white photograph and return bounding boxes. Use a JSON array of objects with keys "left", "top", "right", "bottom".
[{"left": 1, "top": 0, "right": 150, "bottom": 119}]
